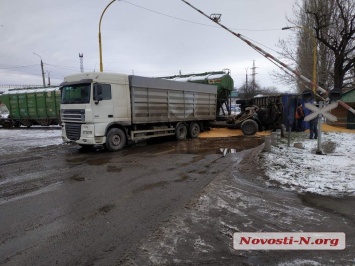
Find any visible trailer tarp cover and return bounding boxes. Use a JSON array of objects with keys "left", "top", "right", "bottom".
[{"left": 130, "top": 75, "right": 217, "bottom": 94}]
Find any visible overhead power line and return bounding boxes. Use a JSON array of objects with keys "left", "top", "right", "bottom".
[
  {"left": 0, "top": 64, "right": 38, "bottom": 70},
  {"left": 44, "top": 63, "right": 80, "bottom": 72},
  {"left": 122, "top": 0, "right": 281, "bottom": 32},
  {"left": 121, "top": 0, "right": 282, "bottom": 54}
]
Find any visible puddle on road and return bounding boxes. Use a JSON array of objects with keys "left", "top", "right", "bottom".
[
  {"left": 70, "top": 174, "right": 85, "bottom": 182},
  {"left": 126, "top": 136, "right": 264, "bottom": 156},
  {"left": 132, "top": 181, "right": 170, "bottom": 194},
  {"left": 299, "top": 193, "right": 355, "bottom": 222},
  {"left": 174, "top": 174, "right": 190, "bottom": 183},
  {"left": 62, "top": 136, "right": 264, "bottom": 168},
  {"left": 66, "top": 157, "right": 87, "bottom": 164},
  {"left": 107, "top": 165, "right": 122, "bottom": 172},
  {"left": 87, "top": 158, "right": 111, "bottom": 165},
  {"left": 65, "top": 154, "right": 112, "bottom": 166},
  {"left": 99, "top": 204, "right": 115, "bottom": 214}
]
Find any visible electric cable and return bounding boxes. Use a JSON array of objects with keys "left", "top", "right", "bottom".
[{"left": 122, "top": 0, "right": 281, "bottom": 32}]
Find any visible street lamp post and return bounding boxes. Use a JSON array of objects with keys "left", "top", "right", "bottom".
[
  {"left": 33, "top": 52, "right": 46, "bottom": 88},
  {"left": 99, "top": 0, "right": 117, "bottom": 72},
  {"left": 282, "top": 26, "right": 318, "bottom": 94}
]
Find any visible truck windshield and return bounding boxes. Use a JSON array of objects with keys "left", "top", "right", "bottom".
[{"left": 61, "top": 84, "right": 91, "bottom": 104}]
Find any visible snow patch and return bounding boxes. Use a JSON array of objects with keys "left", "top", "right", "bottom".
[
  {"left": 278, "top": 259, "right": 321, "bottom": 266},
  {"left": 260, "top": 132, "right": 355, "bottom": 196}
]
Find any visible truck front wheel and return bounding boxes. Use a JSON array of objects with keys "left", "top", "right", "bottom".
[
  {"left": 241, "top": 119, "right": 258, "bottom": 135},
  {"left": 175, "top": 123, "right": 187, "bottom": 140},
  {"left": 105, "top": 128, "right": 126, "bottom": 151}
]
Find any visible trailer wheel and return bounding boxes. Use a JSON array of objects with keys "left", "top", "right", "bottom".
[
  {"left": 105, "top": 128, "right": 126, "bottom": 152},
  {"left": 175, "top": 123, "right": 187, "bottom": 140},
  {"left": 3, "top": 121, "right": 12, "bottom": 129},
  {"left": 241, "top": 119, "right": 258, "bottom": 135},
  {"left": 188, "top": 122, "right": 200, "bottom": 138}
]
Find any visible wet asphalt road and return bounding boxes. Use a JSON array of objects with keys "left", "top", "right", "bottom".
[
  {"left": 1, "top": 129, "right": 354, "bottom": 265},
  {"left": 121, "top": 145, "right": 355, "bottom": 266},
  {"left": 0, "top": 130, "right": 263, "bottom": 265}
]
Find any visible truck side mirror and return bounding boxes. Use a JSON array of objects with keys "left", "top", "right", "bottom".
[
  {"left": 97, "top": 86, "right": 103, "bottom": 96},
  {"left": 94, "top": 84, "right": 103, "bottom": 104}
]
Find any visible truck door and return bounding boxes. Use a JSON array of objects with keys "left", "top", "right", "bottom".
[{"left": 92, "top": 83, "right": 114, "bottom": 123}]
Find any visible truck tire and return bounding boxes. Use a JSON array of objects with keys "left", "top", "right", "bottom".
[
  {"left": 241, "top": 119, "right": 258, "bottom": 135},
  {"left": 175, "top": 123, "right": 187, "bottom": 140},
  {"left": 188, "top": 122, "right": 200, "bottom": 138},
  {"left": 105, "top": 128, "right": 126, "bottom": 151}
]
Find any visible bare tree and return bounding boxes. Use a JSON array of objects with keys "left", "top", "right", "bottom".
[
  {"left": 238, "top": 81, "right": 260, "bottom": 100},
  {"left": 295, "top": 0, "right": 334, "bottom": 92},
  {"left": 271, "top": 32, "right": 299, "bottom": 91},
  {"left": 260, "top": 86, "right": 280, "bottom": 94},
  {"left": 271, "top": 0, "right": 322, "bottom": 93},
  {"left": 273, "top": 0, "right": 354, "bottom": 96},
  {"left": 238, "top": 67, "right": 261, "bottom": 99},
  {"left": 306, "top": 0, "right": 355, "bottom": 94}
]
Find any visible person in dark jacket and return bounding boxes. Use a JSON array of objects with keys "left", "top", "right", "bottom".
[
  {"left": 295, "top": 103, "right": 305, "bottom": 132},
  {"left": 309, "top": 116, "right": 318, "bottom": 139}
]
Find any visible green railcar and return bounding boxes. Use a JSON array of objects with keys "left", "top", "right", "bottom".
[
  {"left": 0, "top": 87, "right": 61, "bottom": 128},
  {"left": 161, "top": 71, "right": 234, "bottom": 115}
]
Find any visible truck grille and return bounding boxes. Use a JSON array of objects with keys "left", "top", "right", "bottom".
[
  {"left": 61, "top": 109, "right": 85, "bottom": 123},
  {"left": 66, "top": 123, "right": 81, "bottom": 140}
]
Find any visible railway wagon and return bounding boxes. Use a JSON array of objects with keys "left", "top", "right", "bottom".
[
  {"left": 0, "top": 87, "right": 61, "bottom": 128},
  {"left": 251, "top": 94, "right": 310, "bottom": 131},
  {"left": 161, "top": 71, "right": 234, "bottom": 116}
]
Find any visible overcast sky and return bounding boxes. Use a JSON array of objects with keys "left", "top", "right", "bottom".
[{"left": 0, "top": 0, "right": 297, "bottom": 91}]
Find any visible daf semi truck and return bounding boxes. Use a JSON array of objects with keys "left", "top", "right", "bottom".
[{"left": 60, "top": 72, "right": 217, "bottom": 151}]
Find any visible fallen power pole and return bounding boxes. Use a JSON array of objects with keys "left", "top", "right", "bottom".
[{"left": 180, "top": 0, "right": 355, "bottom": 115}]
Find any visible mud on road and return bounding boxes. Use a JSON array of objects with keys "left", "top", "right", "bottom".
[
  {"left": 0, "top": 131, "right": 354, "bottom": 265},
  {"left": 0, "top": 133, "right": 263, "bottom": 265},
  {"left": 123, "top": 145, "right": 355, "bottom": 266}
]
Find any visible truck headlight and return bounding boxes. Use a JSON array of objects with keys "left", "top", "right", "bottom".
[{"left": 83, "top": 131, "right": 93, "bottom": 135}]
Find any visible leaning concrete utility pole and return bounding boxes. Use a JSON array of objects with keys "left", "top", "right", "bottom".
[
  {"left": 180, "top": 0, "right": 355, "bottom": 114},
  {"left": 33, "top": 52, "right": 46, "bottom": 88},
  {"left": 180, "top": 1, "right": 324, "bottom": 94}
]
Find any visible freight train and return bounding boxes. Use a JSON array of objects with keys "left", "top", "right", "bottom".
[{"left": 0, "top": 87, "right": 61, "bottom": 128}]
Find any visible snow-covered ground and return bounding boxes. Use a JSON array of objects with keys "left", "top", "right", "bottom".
[
  {"left": 260, "top": 131, "right": 355, "bottom": 196},
  {"left": 0, "top": 127, "right": 62, "bottom": 154}
]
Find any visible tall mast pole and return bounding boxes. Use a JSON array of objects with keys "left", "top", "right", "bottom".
[
  {"left": 180, "top": 0, "right": 326, "bottom": 95},
  {"left": 180, "top": 0, "right": 354, "bottom": 114}
]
